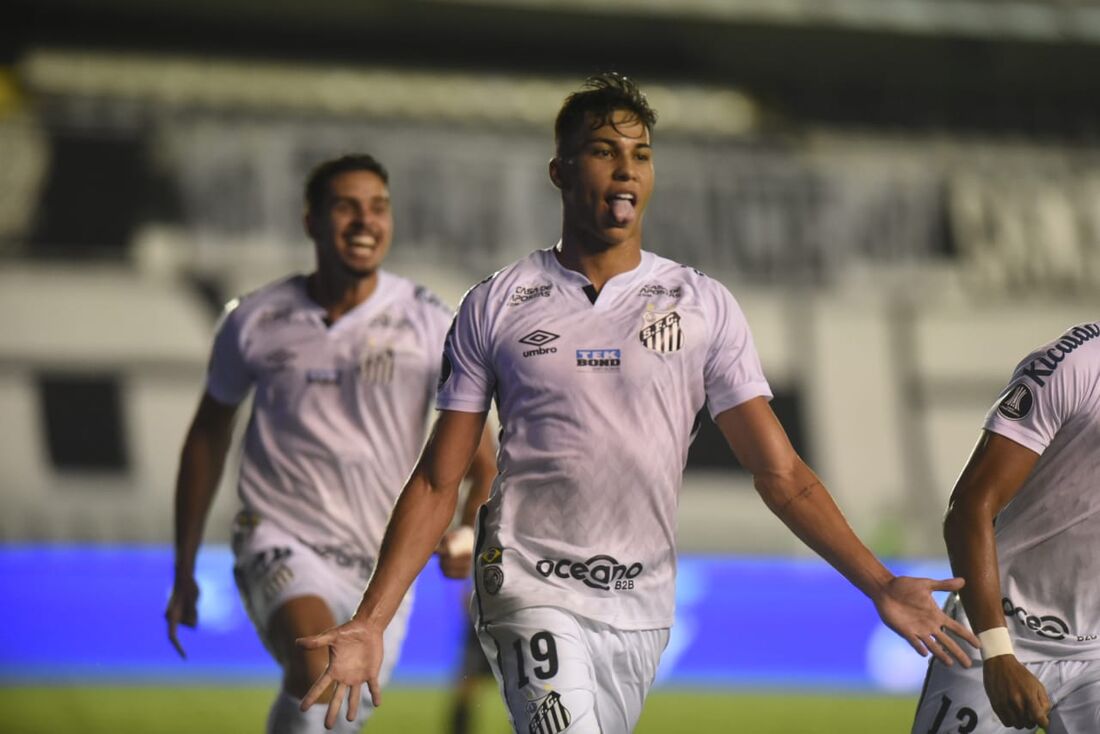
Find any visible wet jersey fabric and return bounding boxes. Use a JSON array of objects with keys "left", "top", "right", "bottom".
[
  {"left": 206, "top": 271, "right": 453, "bottom": 563},
  {"left": 438, "top": 248, "right": 772, "bottom": 630},
  {"left": 953, "top": 321, "right": 1100, "bottom": 662}
]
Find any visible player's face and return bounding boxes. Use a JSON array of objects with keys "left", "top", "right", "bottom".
[
  {"left": 553, "top": 109, "right": 654, "bottom": 250},
  {"left": 308, "top": 170, "right": 393, "bottom": 279}
]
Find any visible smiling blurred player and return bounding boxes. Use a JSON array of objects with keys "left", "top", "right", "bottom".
[
  {"left": 165, "top": 154, "right": 496, "bottom": 733},
  {"left": 298, "top": 75, "right": 978, "bottom": 733}
]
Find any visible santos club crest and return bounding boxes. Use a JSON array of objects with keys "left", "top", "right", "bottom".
[
  {"left": 527, "top": 691, "right": 571, "bottom": 734},
  {"left": 639, "top": 311, "right": 683, "bottom": 353}
]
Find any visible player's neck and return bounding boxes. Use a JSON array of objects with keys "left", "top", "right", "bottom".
[
  {"left": 555, "top": 233, "right": 642, "bottom": 293},
  {"left": 307, "top": 268, "right": 379, "bottom": 324}
]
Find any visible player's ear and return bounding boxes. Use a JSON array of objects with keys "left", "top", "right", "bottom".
[{"left": 549, "top": 157, "right": 568, "bottom": 191}]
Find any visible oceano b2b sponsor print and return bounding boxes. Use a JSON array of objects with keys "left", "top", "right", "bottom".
[{"left": 535, "top": 554, "right": 643, "bottom": 591}]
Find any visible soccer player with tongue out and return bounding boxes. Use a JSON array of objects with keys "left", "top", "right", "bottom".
[{"left": 299, "top": 73, "right": 980, "bottom": 732}]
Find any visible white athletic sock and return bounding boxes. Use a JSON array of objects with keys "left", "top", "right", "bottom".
[{"left": 267, "top": 689, "right": 364, "bottom": 734}]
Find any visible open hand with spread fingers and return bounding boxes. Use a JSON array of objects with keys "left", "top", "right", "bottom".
[
  {"left": 873, "top": 576, "right": 980, "bottom": 667},
  {"left": 297, "top": 619, "right": 386, "bottom": 730}
]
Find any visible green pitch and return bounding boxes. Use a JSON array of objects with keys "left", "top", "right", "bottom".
[{"left": 0, "top": 684, "right": 917, "bottom": 733}]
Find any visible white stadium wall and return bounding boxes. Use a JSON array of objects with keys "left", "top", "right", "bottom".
[{"left": 1, "top": 262, "right": 1093, "bottom": 555}]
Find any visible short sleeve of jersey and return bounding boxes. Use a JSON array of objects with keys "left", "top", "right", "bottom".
[
  {"left": 435, "top": 285, "right": 495, "bottom": 413},
  {"left": 205, "top": 300, "right": 253, "bottom": 406},
  {"left": 984, "top": 351, "right": 1085, "bottom": 456},
  {"left": 703, "top": 282, "right": 773, "bottom": 418},
  {"left": 424, "top": 299, "right": 455, "bottom": 392}
]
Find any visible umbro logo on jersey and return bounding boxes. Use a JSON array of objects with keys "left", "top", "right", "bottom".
[
  {"left": 1003, "top": 597, "right": 1071, "bottom": 641},
  {"left": 1021, "top": 323, "right": 1099, "bottom": 387},
  {"left": 640, "top": 311, "right": 683, "bottom": 353},
  {"left": 519, "top": 330, "right": 559, "bottom": 347},
  {"left": 508, "top": 283, "right": 553, "bottom": 306},
  {"left": 535, "top": 555, "right": 643, "bottom": 591},
  {"left": 264, "top": 349, "right": 296, "bottom": 369},
  {"left": 520, "top": 330, "right": 560, "bottom": 358},
  {"left": 996, "top": 383, "right": 1033, "bottom": 421},
  {"left": 576, "top": 349, "right": 621, "bottom": 369},
  {"left": 527, "top": 691, "right": 571, "bottom": 734}
]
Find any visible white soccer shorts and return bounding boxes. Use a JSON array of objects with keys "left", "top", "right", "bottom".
[
  {"left": 477, "top": 606, "right": 669, "bottom": 734},
  {"left": 912, "top": 657, "right": 1100, "bottom": 734},
  {"left": 231, "top": 515, "right": 412, "bottom": 696}
]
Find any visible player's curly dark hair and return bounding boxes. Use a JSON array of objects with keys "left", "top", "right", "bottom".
[
  {"left": 554, "top": 72, "right": 658, "bottom": 156},
  {"left": 304, "top": 154, "right": 389, "bottom": 214}
]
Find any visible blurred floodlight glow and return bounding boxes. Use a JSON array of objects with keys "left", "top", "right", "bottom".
[{"left": 20, "top": 49, "right": 758, "bottom": 136}]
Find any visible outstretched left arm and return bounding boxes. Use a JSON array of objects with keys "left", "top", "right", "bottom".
[{"left": 714, "top": 396, "right": 980, "bottom": 667}]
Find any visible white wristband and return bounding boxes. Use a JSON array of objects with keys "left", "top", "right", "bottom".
[
  {"left": 444, "top": 525, "right": 475, "bottom": 557},
  {"left": 978, "top": 627, "right": 1015, "bottom": 661}
]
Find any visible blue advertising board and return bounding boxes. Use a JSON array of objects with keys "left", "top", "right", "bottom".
[{"left": 0, "top": 545, "right": 949, "bottom": 691}]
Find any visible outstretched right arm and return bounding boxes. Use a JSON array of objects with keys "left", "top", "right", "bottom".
[
  {"left": 166, "top": 392, "right": 239, "bottom": 658},
  {"left": 298, "top": 408, "right": 487, "bottom": 729}
]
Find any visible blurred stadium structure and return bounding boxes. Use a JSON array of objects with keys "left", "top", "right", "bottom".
[{"left": 3, "top": 0, "right": 1100, "bottom": 562}]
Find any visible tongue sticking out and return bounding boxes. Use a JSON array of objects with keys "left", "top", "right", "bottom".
[{"left": 610, "top": 198, "right": 636, "bottom": 226}]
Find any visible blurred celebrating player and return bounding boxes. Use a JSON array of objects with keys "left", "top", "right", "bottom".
[
  {"left": 165, "top": 154, "right": 495, "bottom": 733},
  {"left": 299, "top": 75, "right": 978, "bottom": 732},
  {"left": 912, "top": 322, "right": 1100, "bottom": 733}
]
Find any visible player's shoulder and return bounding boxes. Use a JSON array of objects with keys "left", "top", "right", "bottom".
[
  {"left": 644, "top": 253, "right": 724, "bottom": 292},
  {"left": 379, "top": 270, "right": 453, "bottom": 316},
  {"left": 642, "top": 253, "right": 740, "bottom": 313},
  {"left": 456, "top": 251, "right": 547, "bottom": 312},
  {"left": 219, "top": 274, "right": 306, "bottom": 328},
  {"left": 1012, "top": 321, "right": 1100, "bottom": 389},
  {"left": 994, "top": 321, "right": 1100, "bottom": 423}
]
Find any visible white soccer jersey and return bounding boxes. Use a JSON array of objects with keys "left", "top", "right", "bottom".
[
  {"left": 439, "top": 247, "right": 772, "bottom": 630},
  {"left": 956, "top": 321, "right": 1100, "bottom": 662},
  {"left": 206, "top": 271, "right": 453, "bottom": 564}
]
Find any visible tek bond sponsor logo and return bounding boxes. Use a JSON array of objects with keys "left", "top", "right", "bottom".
[
  {"left": 535, "top": 554, "right": 643, "bottom": 591},
  {"left": 575, "top": 348, "right": 621, "bottom": 369},
  {"left": 305, "top": 368, "right": 341, "bottom": 384}
]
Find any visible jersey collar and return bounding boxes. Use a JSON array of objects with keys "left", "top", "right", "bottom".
[
  {"left": 293, "top": 270, "right": 400, "bottom": 331},
  {"left": 538, "top": 246, "right": 655, "bottom": 308}
]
